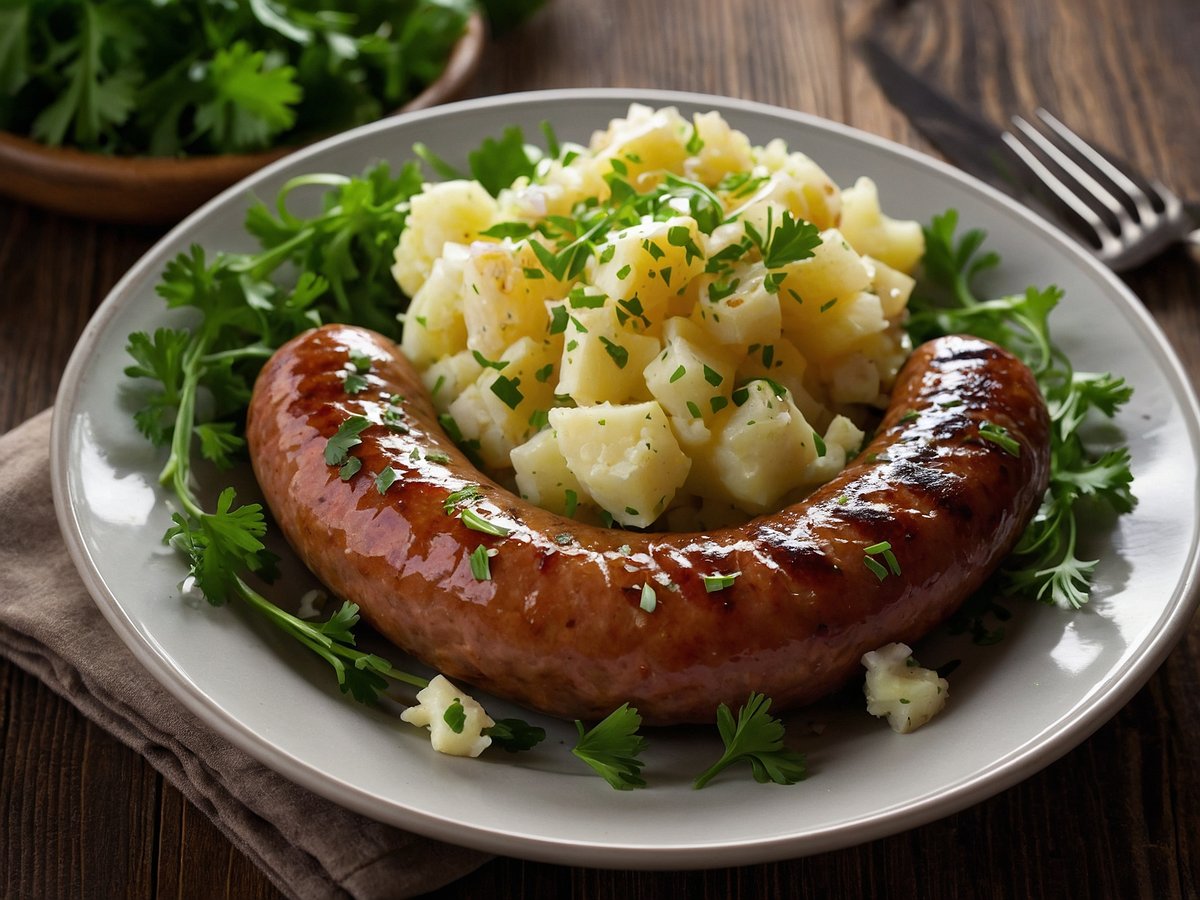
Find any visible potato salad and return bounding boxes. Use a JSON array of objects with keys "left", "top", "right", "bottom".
[{"left": 393, "top": 104, "right": 925, "bottom": 529}]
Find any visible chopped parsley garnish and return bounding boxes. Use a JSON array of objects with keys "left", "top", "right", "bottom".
[
  {"left": 469, "top": 544, "right": 496, "bottom": 581},
  {"left": 374, "top": 466, "right": 398, "bottom": 494},
  {"left": 978, "top": 421, "right": 1021, "bottom": 456},
  {"left": 813, "top": 431, "right": 827, "bottom": 457},
  {"left": 548, "top": 305, "right": 569, "bottom": 334},
  {"left": 864, "top": 540, "right": 901, "bottom": 581},
  {"left": 472, "top": 350, "right": 509, "bottom": 370},
  {"left": 324, "top": 416, "right": 371, "bottom": 467},
  {"left": 670, "top": 364, "right": 687, "bottom": 383},
  {"left": 460, "top": 508, "right": 510, "bottom": 537},
  {"left": 702, "top": 365, "right": 723, "bottom": 387},
  {"left": 443, "top": 698, "right": 466, "bottom": 734},
  {"left": 490, "top": 375, "right": 524, "bottom": 410},
  {"left": 600, "top": 336, "right": 629, "bottom": 368},
  {"left": 701, "top": 572, "right": 740, "bottom": 592},
  {"left": 639, "top": 583, "right": 657, "bottom": 612},
  {"left": 443, "top": 486, "right": 482, "bottom": 513},
  {"left": 568, "top": 286, "right": 607, "bottom": 309},
  {"left": 564, "top": 489, "right": 579, "bottom": 517}
]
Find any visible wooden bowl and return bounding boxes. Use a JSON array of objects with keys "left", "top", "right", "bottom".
[{"left": 0, "top": 12, "right": 486, "bottom": 225}]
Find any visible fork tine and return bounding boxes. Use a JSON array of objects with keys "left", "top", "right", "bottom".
[
  {"left": 1010, "top": 115, "right": 1138, "bottom": 233},
  {"left": 1034, "top": 108, "right": 1159, "bottom": 223},
  {"left": 1001, "top": 125, "right": 1124, "bottom": 257}
]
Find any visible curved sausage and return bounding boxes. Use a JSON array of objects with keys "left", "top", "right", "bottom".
[{"left": 246, "top": 324, "right": 1050, "bottom": 725}]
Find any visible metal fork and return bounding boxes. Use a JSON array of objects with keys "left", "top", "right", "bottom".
[{"left": 1001, "top": 109, "right": 1199, "bottom": 271}]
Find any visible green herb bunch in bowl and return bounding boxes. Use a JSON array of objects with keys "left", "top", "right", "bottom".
[{"left": 0, "top": 0, "right": 509, "bottom": 223}]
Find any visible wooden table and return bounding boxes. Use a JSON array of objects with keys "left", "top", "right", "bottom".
[{"left": 3, "top": 0, "right": 1198, "bottom": 896}]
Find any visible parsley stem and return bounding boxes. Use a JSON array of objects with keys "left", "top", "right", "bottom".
[
  {"left": 234, "top": 577, "right": 430, "bottom": 690},
  {"left": 230, "top": 227, "right": 316, "bottom": 277},
  {"left": 159, "top": 336, "right": 207, "bottom": 519},
  {"left": 201, "top": 344, "right": 276, "bottom": 364}
]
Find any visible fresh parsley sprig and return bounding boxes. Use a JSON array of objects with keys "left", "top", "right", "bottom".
[
  {"left": 124, "top": 165, "right": 432, "bottom": 698},
  {"left": 910, "top": 209, "right": 1136, "bottom": 608},
  {"left": 692, "top": 693, "right": 808, "bottom": 789},
  {"left": 572, "top": 703, "right": 648, "bottom": 790},
  {"left": 1, "top": 0, "right": 478, "bottom": 156}
]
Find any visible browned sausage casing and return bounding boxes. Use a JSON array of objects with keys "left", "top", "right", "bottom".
[{"left": 246, "top": 324, "right": 1050, "bottom": 724}]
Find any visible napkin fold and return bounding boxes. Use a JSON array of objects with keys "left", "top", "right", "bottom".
[{"left": 0, "top": 410, "right": 491, "bottom": 900}]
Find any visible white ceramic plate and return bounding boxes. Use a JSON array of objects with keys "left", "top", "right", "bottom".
[{"left": 51, "top": 89, "right": 1200, "bottom": 868}]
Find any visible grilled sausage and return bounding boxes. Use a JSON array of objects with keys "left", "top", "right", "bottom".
[{"left": 246, "top": 324, "right": 1050, "bottom": 724}]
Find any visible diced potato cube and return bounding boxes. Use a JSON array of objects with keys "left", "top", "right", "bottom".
[
  {"left": 401, "top": 675, "right": 495, "bottom": 757},
  {"left": 447, "top": 384, "right": 512, "bottom": 470},
  {"left": 684, "top": 111, "right": 755, "bottom": 186},
  {"left": 498, "top": 155, "right": 608, "bottom": 221},
  {"left": 590, "top": 216, "right": 706, "bottom": 329},
  {"left": 401, "top": 243, "right": 470, "bottom": 368},
  {"left": 392, "top": 180, "right": 498, "bottom": 296},
  {"left": 825, "top": 350, "right": 883, "bottom": 406},
  {"left": 839, "top": 177, "right": 925, "bottom": 274},
  {"left": 733, "top": 338, "right": 830, "bottom": 427},
  {"left": 555, "top": 304, "right": 661, "bottom": 405},
  {"left": 786, "top": 290, "right": 888, "bottom": 373},
  {"left": 690, "top": 260, "right": 783, "bottom": 352},
  {"left": 856, "top": 329, "right": 913, "bottom": 392},
  {"left": 753, "top": 143, "right": 842, "bottom": 229},
  {"left": 862, "top": 643, "right": 949, "bottom": 734},
  {"left": 421, "top": 349, "right": 484, "bottom": 412},
  {"left": 464, "top": 240, "right": 570, "bottom": 359},
  {"left": 699, "top": 380, "right": 820, "bottom": 513},
  {"left": 440, "top": 338, "right": 559, "bottom": 469},
  {"left": 549, "top": 401, "right": 690, "bottom": 528},
  {"left": 862, "top": 255, "right": 916, "bottom": 320},
  {"left": 591, "top": 105, "right": 690, "bottom": 189},
  {"left": 800, "top": 414, "right": 865, "bottom": 486},
  {"left": 511, "top": 429, "right": 591, "bottom": 517},
  {"left": 776, "top": 228, "right": 872, "bottom": 336},
  {"left": 643, "top": 329, "right": 737, "bottom": 427}
]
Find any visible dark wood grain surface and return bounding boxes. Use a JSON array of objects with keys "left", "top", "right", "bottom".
[{"left": 3, "top": 0, "right": 1198, "bottom": 896}]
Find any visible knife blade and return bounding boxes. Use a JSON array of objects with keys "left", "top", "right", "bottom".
[
  {"left": 858, "top": 38, "right": 1032, "bottom": 198},
  {"left": 860, "top": 37, "right": 1200, "bottom": 225}
]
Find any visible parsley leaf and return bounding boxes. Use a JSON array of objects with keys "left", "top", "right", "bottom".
[
  {"left": 324, "top": 416, "right": 371, "bottom": 467},
  {"left": 193, "top": 41, "right": 300, "bottom": 152},
  {"left": 692, "top": 693, "right": 807, "bottom": 789},
  {"left": 484, "top": 717, "right": 547, "bottom": 752},
  {"left": 466, "top": 126, "right": 540, "bottom": 196},
  {"left": 745, "top": 209, "right": 822, "bottom": 270},
  {"left": 572, "top": 703, "right": 648, "bottom": 790}
]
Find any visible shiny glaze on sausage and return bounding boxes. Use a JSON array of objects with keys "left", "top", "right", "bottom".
[{"left": 246, "top": 324, "right": 1050, "bottom": 724}]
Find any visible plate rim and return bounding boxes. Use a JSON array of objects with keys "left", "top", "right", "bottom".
[{"left": 49, "top": 87, "right": 1200, "bottom": 868}]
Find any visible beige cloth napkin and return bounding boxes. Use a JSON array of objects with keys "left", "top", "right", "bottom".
[{"left": 0, "top": 409, "right": 491, "bottom": 899}]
